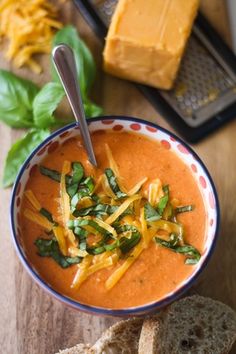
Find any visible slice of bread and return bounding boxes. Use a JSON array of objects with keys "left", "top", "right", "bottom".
[
  {"left": 138, "top": 317, "right": 160, "bottom": 354},
  {"left": 91, "top": 318, "right": 143, "bottom": 354},
  {"left": 139, "top": 295, "right": 236, "bottom": 354},
  {"left": 56, "top": 343, "right": 91, "bottom": 354}
]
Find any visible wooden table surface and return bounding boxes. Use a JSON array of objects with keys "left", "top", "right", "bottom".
[{"left": 0, "top": 1, "right": 235, "bottom": 353}]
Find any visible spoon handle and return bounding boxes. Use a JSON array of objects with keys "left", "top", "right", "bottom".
[{"left": 52, "top": 44, "right": 97, "bottom": 166}]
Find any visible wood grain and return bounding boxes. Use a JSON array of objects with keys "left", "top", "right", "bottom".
[{"left": 0, "top": 1, "right": 235, "bottom": 353}]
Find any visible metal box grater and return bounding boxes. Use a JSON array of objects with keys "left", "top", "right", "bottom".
[{"left": 74, "top": 0, "right": 236, "bottom": 142}]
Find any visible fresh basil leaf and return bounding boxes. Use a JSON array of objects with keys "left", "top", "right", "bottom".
[
  {"left": 0, "top": 70, "right": 39, "bottom": 128},
  {"left": 155, "top": 237, "right": 201, "bottom": 265},
  {"left": 83, "top": 99, "right": 103, "bottom": 118},
  {"left": 35, "top": 238, "right": 82, "bottom": 268},
  {"left": 52, "top": 25, "right": 102, "bottom": 117},
  {"left": 33, "top": 82, "right": 65, "bottom": 128},
  {"left": 105, "top": 168, "right": 127, "bottom": 199},
  {"left": 52, "top": 25, "right": 95, "bottom": 95},
  {"left": 2, "top": 129, "right": 50, "bottom": 188},
  {"left": 66, "top": 162, "right": 84, "bottom": 198},
  {"left": 144, "top": 202, "right": 161, "bottom": 222},
  {"left": 175, "top": 205, "right": 195, "bottom": 214}
]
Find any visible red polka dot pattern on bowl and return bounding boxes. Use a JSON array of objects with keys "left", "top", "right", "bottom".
[
  {"left": 161, "top": 140, "right": 171, "bottom": 150},
  {"left": 146, "top": 125, "right": 157, "bottom": 133},
  {"left": 199, "top": 176, "right": 207, "bottom": 189},
  {"left": 177, "top": 143, "right": 189, "bottom": 154},
  {"left": 191, "top": 164, "right": 197, "bottom": 173},
  {"left": 102, "top": 119, "right": 114, "bottom": 125},
  {"left": 130, "top": 123, "right": 141, "bottom": 131},
  {"left": 113, "top": 124, "right": 123, "bottom": 131}
]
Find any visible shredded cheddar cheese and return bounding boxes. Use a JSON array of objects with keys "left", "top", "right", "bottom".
[
  {"left": 53, "top": 225, "right": 67, "bottom": 256},
  {"left": 24, "top": 189, "right": 41, "bottom": 211},
  {"left": 148, "top": 178, "right": 163, "bottom": 206},
  {"left": 0, "top": 0, "right": 63, "bottom": 73},
  {"left": 71, "top": 255, "right": 93, "bottom": 289},
  {"left": 60, "top": 161, "right": 77, "bottom": 247},
  {"left": 105, "top": 194, "right": 141, "bottom": 225},
  {"left": 24, "top": 208, "right": 53, "bottom": 230}
]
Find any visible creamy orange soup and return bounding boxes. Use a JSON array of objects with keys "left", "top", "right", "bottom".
[{"left": 20, "top": 130, "right": 206, "bottom": 308}]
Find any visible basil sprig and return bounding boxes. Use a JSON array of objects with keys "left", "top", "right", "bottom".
[
  {"left": 155, "top": 233, "right": 201, "bottom": 265},
  {"left": 2, "top": 25, "right": 103, "bottom": 188},
  {"left": 105, "top": 168, "right": 127, "bottom": 199},
  {"left": 35, "top": 238, "right": 82, "bottom": 268}
]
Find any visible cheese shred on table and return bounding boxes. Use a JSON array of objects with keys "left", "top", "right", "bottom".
[{"left": 0, "top": 0, "right": 63, "bottom": 73}]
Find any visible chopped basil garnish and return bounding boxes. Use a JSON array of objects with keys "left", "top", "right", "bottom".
[
  {"left": 70, "top": 177, "right": 95, "bottom": 212},
  {"left": 82, "top": 176, "right": 95, "bottom": 194},
  {"left": 120, "top": 231, "right": 141, "bottom": 254},
  {"left": 155, "top": 235, "right": 201, "bottom": 265},
  {"left": 87, "top": 246, "right": 106, "bottom": 255},
  {"left": 35, "top": 238, "right": 82, "bottom": 268},
  {"left": 105, "top": 168, "right": 127, "bottom": 199},
  {"left": 105, "top": 240, "right": 120, "bottom": 251},
  {"left": 39, "top": 207, "right": 54, "bottom": 223},
  {"left": 70, "top": 190, "right": 91, "bottom": 212},
  {"left": 157, "top": 185, "right": 169, "bottom": 215},
  {"left": 66, "top": 162, "right": 84, "bottom": 198},
  {"left": 115, "top": 224, "right": 141, "bottom": 254},
  {"left": 144, "top": 202, "right": 161, "bottom": 222},
  {"left": 73, "top": 204, "right": 118, "bottom": 218},
  {"left": 39, "top": 165, "right": 72, "bottom": 184},
  {"left": 68, "top": 218, "right": 110, "bottom": 236},
  {"left": 33, "top": 160, "right": 198, "bottom": 273},
  {"left": 115, "top": 224, "right": 139, "bottom": 234},
  {"left": 175, "top": 205, "right": 195, "bottom": 214}
]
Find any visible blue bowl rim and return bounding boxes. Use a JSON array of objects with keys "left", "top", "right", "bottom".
[{"left": 10, "top": 115, "right": 220, "bottom": 316}]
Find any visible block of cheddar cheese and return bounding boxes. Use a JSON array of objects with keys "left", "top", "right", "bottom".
[{"left": 103, "top": 0, "right": 199, "bottom": 90}]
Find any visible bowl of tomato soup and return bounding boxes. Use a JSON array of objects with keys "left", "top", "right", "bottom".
[{"left": 10, "top": 117, "right": 219, "bottom": 316}]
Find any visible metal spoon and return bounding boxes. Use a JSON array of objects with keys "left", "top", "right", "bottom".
[{"left": 52, "top": 44, "right": 97, "bottom": 166}]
